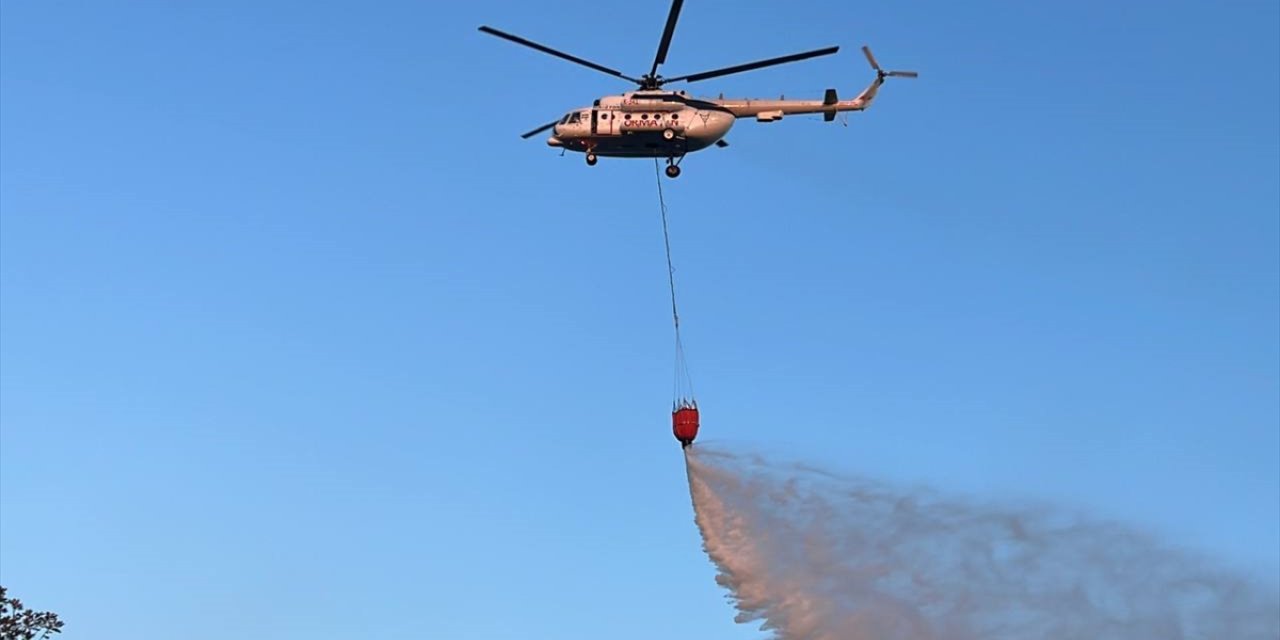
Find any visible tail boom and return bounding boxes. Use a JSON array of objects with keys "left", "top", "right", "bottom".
[{"left": 711, "top": 44, "right": 914, "bottom": 122}]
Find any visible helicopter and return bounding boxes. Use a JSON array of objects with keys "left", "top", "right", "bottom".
[{"left": 479, "top": 0, "right": 916, "bottom": 178}]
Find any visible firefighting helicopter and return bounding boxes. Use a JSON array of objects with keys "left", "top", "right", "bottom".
[{"left": 479, "top": 0, "right": 916, "bottom": 178}]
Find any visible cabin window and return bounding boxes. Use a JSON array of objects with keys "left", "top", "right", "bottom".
[
  {"left": 569, "top": 112, "right": 582, "bottom": 123},
  {"left": 641, "top": 114, "right": 649, "bottom": 120},
  {"left": 624, "top": 114, "right": 632, "bottom": 120},
  {"left": 671, "top": 113, "right": 679, "bottom": 120}
]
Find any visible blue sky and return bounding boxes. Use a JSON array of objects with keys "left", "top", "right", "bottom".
[{"left": 2, "top": 1, "right": 1277, "bottom": 638}]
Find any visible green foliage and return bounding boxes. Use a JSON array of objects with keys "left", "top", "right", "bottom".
[{"left": 0, "top": 587, "right": 64, "bottom": 640}]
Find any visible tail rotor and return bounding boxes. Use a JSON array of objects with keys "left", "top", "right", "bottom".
[{"left": 862, "top": 45, "right": 918, "bottom": 79}]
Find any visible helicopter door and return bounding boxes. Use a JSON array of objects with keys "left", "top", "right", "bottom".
[{"left": 592, "top": 109, "right": 613, "bottom": 136}]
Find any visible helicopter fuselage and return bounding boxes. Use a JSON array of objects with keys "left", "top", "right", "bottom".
[{"left": 547, "top": 88, "right": 879, "bottom": 160}]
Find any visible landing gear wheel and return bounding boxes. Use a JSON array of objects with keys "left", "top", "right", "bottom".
[
  {"left": 585, "top": 153, "right": 598, "bottom": 166},
  {"left": 662, "top": 128, "right": 676, "bottom": 141},
  {"left": 665, "top": 164, "right": 681, "bottom": 178}
]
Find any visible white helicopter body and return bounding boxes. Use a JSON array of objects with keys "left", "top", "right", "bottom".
[{"left": 546, "top": 77, "right": 893, "bottom": 160}]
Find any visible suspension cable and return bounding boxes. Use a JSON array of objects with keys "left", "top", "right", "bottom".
[
  {"left": 655, "top": 159, "right": 695, "bottom": 405},
  {"left": 656, "top": 160, "right": 680, "bottom": 331}
]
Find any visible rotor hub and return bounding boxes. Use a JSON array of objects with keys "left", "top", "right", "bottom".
[{"left": 639, "top": 74, "right": 665, "bottom": 90}]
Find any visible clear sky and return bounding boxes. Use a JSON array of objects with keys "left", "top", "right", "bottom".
[{"left": 2, "top": 1, "right": 1277, "bottom": 638}]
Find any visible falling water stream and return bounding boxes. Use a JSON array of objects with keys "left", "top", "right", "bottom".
[{"left": 685, "top": 446, "right": 1280, "bottom": 640}]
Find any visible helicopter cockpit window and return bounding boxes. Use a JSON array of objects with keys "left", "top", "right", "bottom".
[
  {"left": 559, "top": 114, "right": 571, "bottom": 124},
  {"left": 568, "top": 112, "right": 583, "bottom": 124}
]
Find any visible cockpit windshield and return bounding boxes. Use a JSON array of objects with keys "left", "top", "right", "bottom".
[{"left": 558, "top": 111, "right": 587, "bottom": 126}]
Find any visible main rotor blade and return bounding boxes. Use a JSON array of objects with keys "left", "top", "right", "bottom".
[
  {"left": 520, "top": 120, "right": 558, "bottom": 139},
  {"left": 665, "top": 45, "right": 840, "bottom": 84},
  {"left": 862, "top": 45, "right": 881, "bottom": 71},
  {"left": 479, "top": 26, "right": 641, "bottom": 83},
  {"left": 649, "top": 0, "right": 684, "bottom": 77},
  {"left": 887, "top": 70, "right": 919, "bottom": 78}
]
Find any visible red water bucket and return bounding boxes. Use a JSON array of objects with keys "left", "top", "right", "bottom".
[{"left": 672, "top": 404, "right": 700, "bottom": 447}]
